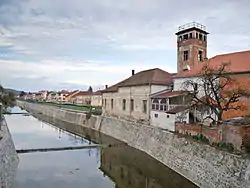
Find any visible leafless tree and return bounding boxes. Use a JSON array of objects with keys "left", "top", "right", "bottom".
[{"left": 182, "top": 62, "right": 250, "bottom": 124}]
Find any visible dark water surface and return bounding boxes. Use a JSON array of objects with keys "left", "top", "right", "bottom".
[{"left": 6, "top": 107, "right": 197, "bottom": 188}]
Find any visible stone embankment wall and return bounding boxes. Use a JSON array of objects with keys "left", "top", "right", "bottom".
[
  {"left": 0, "top": 119, "right": 19, "bottom": 188},
  {"left": 17, "top": 101, "right": 250, "bottom": 188}
]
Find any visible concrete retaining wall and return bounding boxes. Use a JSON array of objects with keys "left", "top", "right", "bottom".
[
  {"left": 17, "top": 101, "right": 250, "bottom": 188},
  {"left": 0, "top": 119, "right": 19, "bottom": 188}
]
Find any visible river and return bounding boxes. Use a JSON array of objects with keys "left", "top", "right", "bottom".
[{"left": 5, "top": 107, "right": 197, "bottom": 188}]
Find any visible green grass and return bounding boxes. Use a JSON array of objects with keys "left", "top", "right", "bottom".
[{"left": 38, "top": 101, "right": 102, "bottom": 115}]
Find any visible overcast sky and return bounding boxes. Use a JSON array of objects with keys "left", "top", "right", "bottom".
[{"left": 0, "top": 0, "right": 249, "bottom": 92}]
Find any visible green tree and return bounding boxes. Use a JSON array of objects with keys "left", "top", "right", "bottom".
[
  {"left": 87, "top": 86, "right": 93, "bottom": 92},
  {"left": 19, "top": 91, "right": 26, "bottom": 97},
  {"left": 0, "top": 86, "right": 16, "bottom": 110}
]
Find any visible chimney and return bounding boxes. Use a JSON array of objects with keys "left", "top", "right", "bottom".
[
  {"left": 105, "top": 85, "right": 108, "bottom": 89},
  {"left": 132, "top": 69, "right": 135, "bottom": 76}
]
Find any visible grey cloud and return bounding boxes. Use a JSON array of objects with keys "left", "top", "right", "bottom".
[{"left": 1, "top": 0, "right": 250, "bottom": 91}]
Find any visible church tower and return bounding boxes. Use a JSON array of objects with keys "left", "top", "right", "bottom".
[{"left": 175, "top": 22, "right": 209, "bottom": 73}]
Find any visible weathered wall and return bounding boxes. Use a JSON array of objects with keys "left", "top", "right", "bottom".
[
  {"left": 0, "top": 119, "right": 19, "bottom": 188},
  {"left": 103, "top": 85, "right": 150, "bottom": 121},
  {"left": 91, "top": 94, "right": 102, "bottom": 107},
  {"left": 150, "top": 110, "right": 175, "bottom": 131},
  {"left": 102, "top": 85, "right": 170, "bottom": 122},
  {"left": 18, "top": 100, "right": 250, "bottom": 188}
]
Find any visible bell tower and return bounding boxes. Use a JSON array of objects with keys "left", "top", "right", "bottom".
[{"left": 176, "top": 22, "right": 209, "bottom": 73}]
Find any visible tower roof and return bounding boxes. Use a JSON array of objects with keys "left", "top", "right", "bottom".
[{"left": 175, "top": 22, "right": 209, "bottom": 35}]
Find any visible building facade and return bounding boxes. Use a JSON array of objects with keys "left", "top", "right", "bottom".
[
  {"left": 102, "top": 69, "right": 173, "bottom": 122},
  {"left": 74, "top": 91, "right": 92, "bottom": 106},
  {"left": 90, "top": 91, "right": 103, "bottom": 107}
]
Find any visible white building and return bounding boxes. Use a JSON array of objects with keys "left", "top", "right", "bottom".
[{"left": 102, "top": 69, "right": 174, "bottom": 123}]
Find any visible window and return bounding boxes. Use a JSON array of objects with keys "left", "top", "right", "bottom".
[
  {"left": 154, "top": 114, "right": 158, "bottom": 118},
  {"left": 104, "top": 99, "right": 107, "bottom": 107},
  {"left": 130, "top": 99, "right": 134, "bottom": 111},
  {"left": 199, "top": 33, "right": 202, "bottom": 40},
  {"left": 183, "top": 50, "right": 189, "bottom": 61},
  {"left": 189, "top": 33, "right": 193, "bottom": 38},
  {"left": 111, "top": 99, "right": 114, "bottom": 109},
  {"left": 122, "top": 99, "right": 126, "bottom": 111},
  {"left": 198, "top": 50, "right": 203, "bottom": 61},
  {"left": 156, "top": 103, "right": 159, "bottom": 110},
  {"left": 204, "top": 35, "right": 207, "bottom": 42},
  {"left": 143, "top": 100, "right": 147, "bottom": 113},
  {"left": 196, "top": 33, "right": 198, "bottom": 39},
  {"left": 160, "top": 98, "right": 167, "bottom": 111},
  {"left": 183, "top": 34, "right": 188, "bottom": 40},
  {"left": 152, "top": 99, "right": 159, "bottom": 110},
  {"left": 179, "top": 36, "right": 182, "bottom": 41}
]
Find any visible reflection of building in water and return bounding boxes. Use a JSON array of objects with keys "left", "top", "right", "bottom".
[
  {"left": 99, "top": 146, "right": 197, "bottom": 188},
  {"left": 34, "top": 113, "right": 196, "bottom": 188}
]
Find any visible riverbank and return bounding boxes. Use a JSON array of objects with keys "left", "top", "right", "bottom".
[
  {"left": 0, "top": 118, "right": 19, "bottom": 188},
  {"left": 17, "top": 100, "right": 250, "bottom": 188}
]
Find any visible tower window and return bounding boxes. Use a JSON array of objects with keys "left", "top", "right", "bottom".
[
  {"left": 189, "top": 33, "right": 193, "bottom": 38},
  {"left": 179, "top": 36, "right": 182, "bottom": 41},
  {"left": 183, "top": 34, "right": 188, "bottom": 40},
  {"left": 199, "top": 33, "right": 202, "bottom": 40},
  {"left": 183, "top": 50, "right": 189, "bottom": 61},
  {"left": 196, "top": 33, "right": 198, "bottom": 38},
  {"left": 204, "top": 35, "right": 207, "bottom": 42},
  {"left": 198, "top": 50, "right": 203, "bottom": 61}
]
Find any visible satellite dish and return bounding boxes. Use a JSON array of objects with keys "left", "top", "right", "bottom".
[{"left": 187, "top": 65, "right": 191, "bottom": 71}]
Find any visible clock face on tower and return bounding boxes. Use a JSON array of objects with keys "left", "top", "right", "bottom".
[{"left": 175, "top": 22, "right": 209, "bottom": 73}]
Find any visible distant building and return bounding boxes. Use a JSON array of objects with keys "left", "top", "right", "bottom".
[
  {"left": 56, "top": 90, "right": 71, "bottom": 102},
  {"left": 74, "top": 91, "right": 92, "bottom": 106},
  {"left": 102, "top": 68, "right": 173, "bottom": 123},
  {"left": 91, "top": 91, "right": 103, "bottom": 107},
  {"left": 38, "top": 90, "right": 48, "bottom": 101},
  {"left": 65, "top": 90, "right": 80, "bottom": 103}
]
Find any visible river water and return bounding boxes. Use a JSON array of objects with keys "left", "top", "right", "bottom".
[{"left": 5, "top": 107, "right": 197, "bottom": 188}]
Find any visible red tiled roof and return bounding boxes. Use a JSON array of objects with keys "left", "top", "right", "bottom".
[
  {"left": 166, "top": 105, "right": 189, "bottom": 114},
  {"left": 104, "top": 68, "right": 173, "bottom": 93},
  {"left": 175, "top": 50, "right": 250, "bottom": 78},
  {"left": 74, "top": 91, "right": 92, "bottom": 97},
  {"left": 153, "top": 90, "right": 189, "bottom": 98}
]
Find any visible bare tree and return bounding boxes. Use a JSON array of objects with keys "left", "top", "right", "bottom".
[{"left": 182, "top": 62, "right": 250, "bottom": 124}]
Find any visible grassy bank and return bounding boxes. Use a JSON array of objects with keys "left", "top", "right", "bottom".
[{"left": 37, "top": 101, "right": 102, "bottom": 115}]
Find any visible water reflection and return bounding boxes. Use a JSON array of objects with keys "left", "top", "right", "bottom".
[
  {"left": 100, "top": 146, "right": 197, "bottom": 188},
  {"left": 14, "top": 150, "right": 114, "bottom": 188},
  {"left": 5, "top": 114, "right": 92, "bottom": 150},
  {"left": 30, "top": 112, "right": 197, "bottom": 188}
]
